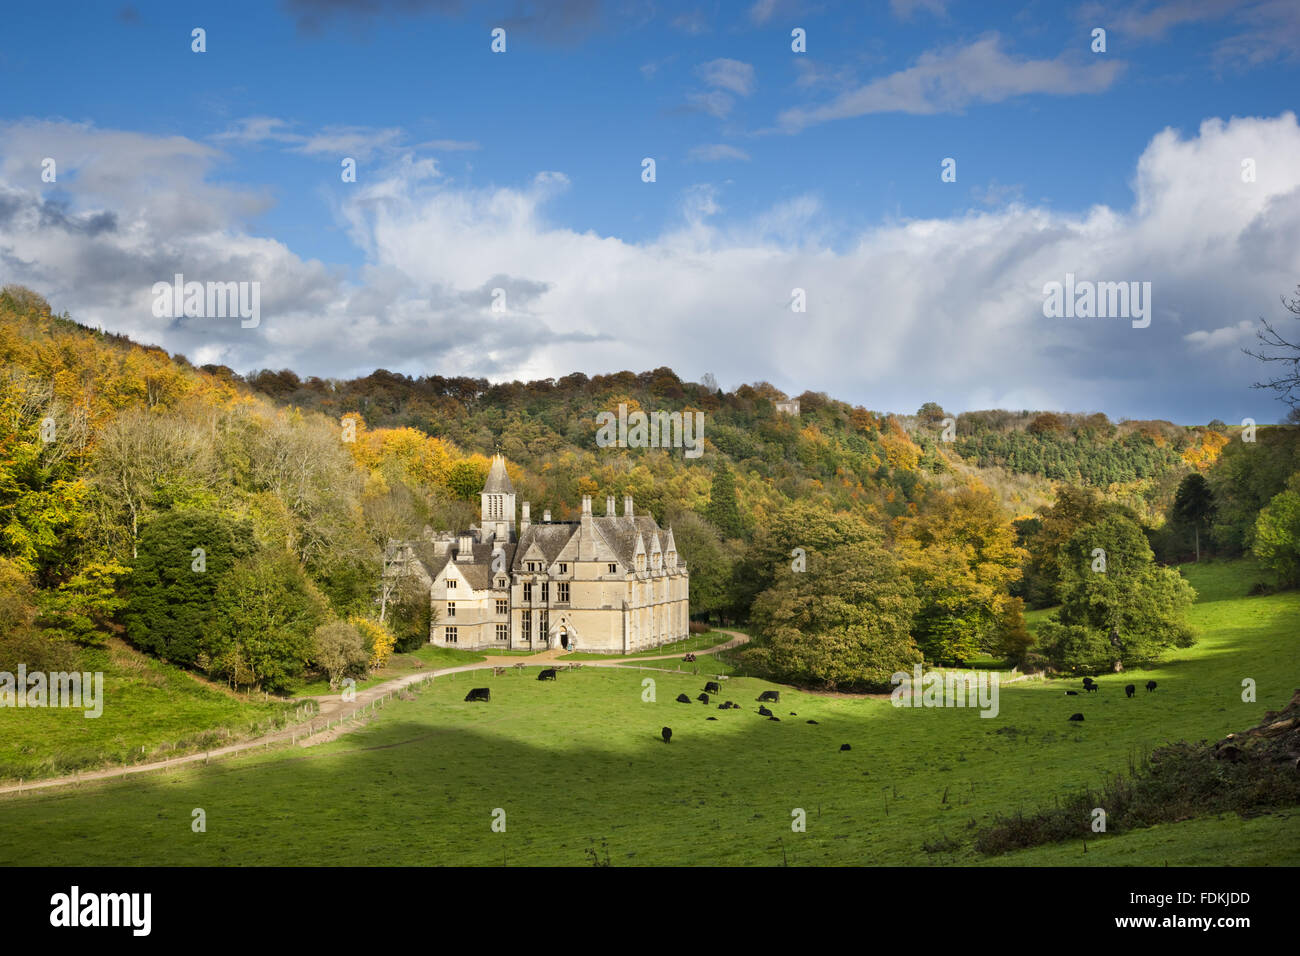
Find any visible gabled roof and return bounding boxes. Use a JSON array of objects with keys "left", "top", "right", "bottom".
[
  {"left": 512, "top": 522, "right": 578, "bottom": 570},
  {"left": 411, "top": 540, "right": 516, "bottom": 591}
]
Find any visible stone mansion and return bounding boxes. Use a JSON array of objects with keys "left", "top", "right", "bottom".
[{"left": 383, "top": 456, "right": 690, "bottom": 653}]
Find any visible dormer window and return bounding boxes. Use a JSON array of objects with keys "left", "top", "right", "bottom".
[{"left": 446, "top": 579, "right": 457, "bottom": 589}]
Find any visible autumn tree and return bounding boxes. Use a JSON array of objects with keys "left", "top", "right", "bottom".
[{"left": 896, "top": 484, "right": 1026, "bottom": 664}]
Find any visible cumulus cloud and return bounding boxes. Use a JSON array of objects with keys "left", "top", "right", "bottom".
[{"left": 2, "top": 114, "right": 1299, "bottom": 422}]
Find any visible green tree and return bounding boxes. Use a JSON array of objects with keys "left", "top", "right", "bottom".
[
  {"left": 1056, "top": 514, "right": 1196, "bottom": 671},
  {"left": 206, "top": 551, "right": 329, "bottom": 691},
  {"left": 1253, "top": 473, "right": 1300, "bottom": 587},
  {"left": 124, "top": 508, "right": 256, "bottom": 665},
  {"left": 388, "top": 574, "right": 434, "bottom": 652},
  {"left": 704, "top": 464, "right": 744, "bottom": 539},
  {"left": 664, "top": 508, "right": 737, "bottom": 620},
  {"left": 746, "top": 535, "right": 921, "bottom": 691},
  {"left": 1172, "top": 472, "right": 1216, "bottom": 561}
]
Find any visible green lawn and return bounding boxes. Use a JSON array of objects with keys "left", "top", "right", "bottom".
[
  {"left": 1, "top": 560, "right": 1296, "bottom": 865},
  {"left": 290, "top": 645, "right": 487, "bottom": 696},
  {"left": 0, "top": 641, "right": 295, "bottom": 782},
  {"left": 558, "top": 630, "right": 731, "bottom": 661}
]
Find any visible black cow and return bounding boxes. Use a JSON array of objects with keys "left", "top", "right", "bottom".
[
  {"left": 723, "top": 701, "right": 737, "bottom": 709},
  {"left": 768, "top": 716, "right": 781, "bottom": 721},
  {"left": 789, "top": 712, "right": 797, "bottom": 716},
  {"left": 1068, "top": 713, "right": 1085, "bottom": 722},
  {"left": 697, "top": 693, "right": 710, "bottom": 704},
  {"left": 704, "top": 681, "right": 721, "bottom": 694},
  {"left": 464, "top": 687, "right": 491, "bottom": 702},
  {"left": 1125, "top": 684, "right": 1136, "bottom": 698},
  {"left": 758, "top": 705, "right": 773, "bottom": 717},
  {"left": 1082, "top": 677, "right": 1096, "bottom": 687},
  {"left": 537, "top": 668, "right": 557, "bottom": 681},
  {"left": 1146, "top": 680, "right": 1158, "bottom": 692},
  {"left": 706, "top": 716, "right": 718, "bottom": 721},
  {"left": 840, "top": 743, "right": 852, "bottom": 751},
  {"left": 806, "top": 719, "right": 819, "bottom": 725},
  {"left": 661, "top": 727, "right": 672, "bottom": 743},
  {"left": 675, "top": 693, "right": 691, "bottom": 704},
  {"left": 1085, "top": 684, "right": 1099, "bottom": 693},
  {"left": 757, "top": 690, "right": 780, "bottom": 702},
  {"left": 1066, "top": 690, "right": 1079, "bottom": 696}
]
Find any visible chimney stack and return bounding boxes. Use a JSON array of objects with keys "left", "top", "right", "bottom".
[
  {"left": 606, "top": 495, "right": 616, "bottom": 516},
  {"left": 543, "top": 509, "right": 552, "bottom": 523},
  {"left": 520, "top": 502, "right": 530, "bottom": 534},
  {"left": 623, "top": 494, "right": 633, "bottom": 518},
  {"left": 457, "top": 534, "right": 474, "bottom": 561},
  {"left": 580, "top": 494, "right": 595, "bottom": 558}
]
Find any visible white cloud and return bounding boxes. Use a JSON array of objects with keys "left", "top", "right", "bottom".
[
  {"left": 3, "top": 113, "right": 1300, "bottom": 422},
  {"left": 688, "top": 144, "right": 752, "bottom": 162},
  {"left": 778, "top": 34, "right": 1124, "bottom": 129},
  {"left": 1185, "top": 319, "right": 1257, "bottom": 350},
  {"left": 697, "top": 58, "right": 757, "bottom": 97}
]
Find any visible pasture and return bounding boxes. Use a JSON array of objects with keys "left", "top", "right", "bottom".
[{"left": 1, "top": 560, "right": 1297, "bottom": 866}]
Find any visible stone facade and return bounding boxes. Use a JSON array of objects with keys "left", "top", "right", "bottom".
[{"left": 383, "top": 456, "right": 690, "bottom": 653}]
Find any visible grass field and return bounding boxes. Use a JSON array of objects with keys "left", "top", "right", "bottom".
[
  {"left": 290, "top": 644, "right": 488, "bottom": 696},
  {"left": 558, "top": 630, "right": 731, "bottom": 661},
  {"left": 1, "top": 559, "right": 1296, "bottom": 866},
  {"left": 0, "top": 640, "right": 295, "bottom": 783}
]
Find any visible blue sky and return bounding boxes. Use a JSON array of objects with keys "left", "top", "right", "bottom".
[{"left": 1, "top": 0, "right": 1299, "bottom": 423}]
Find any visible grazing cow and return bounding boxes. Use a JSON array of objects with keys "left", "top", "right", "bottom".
[
  {"left": 537, "top": 668, "right": 557, "bottom": 681},
  {"left": 1068, "top": 713, "right": 1085, "bottom": 722},
  {"left": 704, "top": 681, "right": 721, "bottom": 694},
  {"left": 675, "top": 693, "right": 692, "bottom": 704},
  {"left": 789, "top": 712, "right": 797, "bottom": 716},
  {"left": 807, "top": 719, "right": 819, "bottom": 725},
  {"left": 697, "top": 693, "right": 710, "bottom": 704},
  {"left": 661, "top": 727, "right": 672, "bottom": 744},
  {"left": 1066, "top": 690, "right": 1078, "bottom": 696},
  {"left": 758, "top": 705, "right": 773, "bottom": 717},
  {"left": 464, "top": 687, "right": 491, "bottom": 703},
  {"left": 706, "top": 716, "right": 718, "bottom": 721},
  {"left": 1125, "top": 684, "right": 1136, "bottom": 698},
  {"left": 757, "top": 690, "right": 780, "bottom": 703},
  {"left": 1085, "top": 684, "right": 1099, "bottom": 693},
  {"left": 1146, "top": 680, "right": 1157, "bottom": 692},
  {"left": 723, "top": 701, "right": 736, "bottom": 709},
  {"left": 840, "top": 744, "right": 852, "bottom": 751},
  {"left": 717, "top": 702, "right": 729, "bottom": 710},
  {"left": 768, "top": 716, "right": 781, "bottom": 722},
  {"left": 683, "top": 653, "right": 697, "bottom": 663}
]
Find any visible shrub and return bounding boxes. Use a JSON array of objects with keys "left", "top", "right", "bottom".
[
  {"left": 351, "top": 616, "right": 396, "bottom": 670},
  {"left": 312, "top": 621, "right": 370, "bottom": 690}
]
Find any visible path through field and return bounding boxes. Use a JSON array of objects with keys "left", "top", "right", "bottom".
[{"left": 0, "top": 631, "right": 750, "bottom": 796}]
